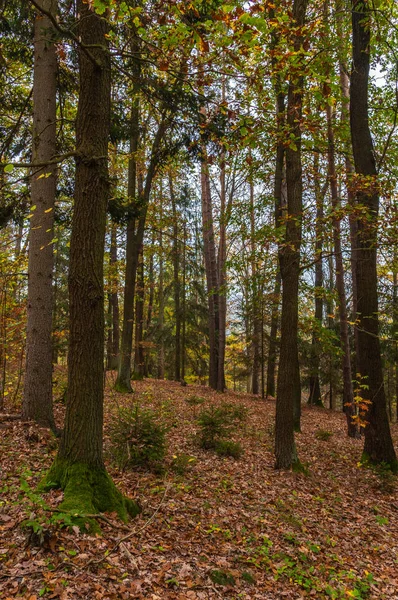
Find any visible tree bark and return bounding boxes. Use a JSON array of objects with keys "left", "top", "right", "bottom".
[
  {"left": 350, "top": 0, "right": 397, "bottom": 470},
  {"left": 22, "top": 0, "right": 57, "bottom": 431},
  {"left": 43, "top": 2, "right": 140, "bottom": 521},
  {"left": 107, "top": 223, "right": 120, "bottom": 370},
  {"left": 275, "top": 0, "right": 308, "bottom": 469}
]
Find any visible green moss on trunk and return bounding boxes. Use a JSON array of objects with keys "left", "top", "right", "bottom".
[{"left": 40, "top": 459, "right": 140, "bottom": 531}]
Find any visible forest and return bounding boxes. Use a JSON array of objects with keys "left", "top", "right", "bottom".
[{"left": 0, "top": 0, "right": 398, "bottom": 598}]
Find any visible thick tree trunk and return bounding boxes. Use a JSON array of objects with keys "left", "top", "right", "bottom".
[
  {"left": 22, "top": 0, "right": 57, "bottom": 431},
  {"left": 275, "top": 0, "right": 308, "bottom": 469},
  {"left": 43, "top": 2, "right": 140, "bottom": 520},
  {"left": 327, "top": 104, "right": 358, "bottom": 437},
  {"left": 350, "top": 0, "right": 397, "bottom": 470}
]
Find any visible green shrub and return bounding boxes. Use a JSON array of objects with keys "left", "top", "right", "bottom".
[
  {"left": 109, "top": 403, "right": 167, "bottom": 472},
  {"left": 215, "top": 440, "right": 243, "bottom": 459},
  {"left": 197, "top": 403, "right": 247, "bottom": 450}
]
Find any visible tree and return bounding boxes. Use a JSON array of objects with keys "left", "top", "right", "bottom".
[
  {"left": 350, "top": 0, "right": 397, "bottom": 470},
  {"left": 275, "top": 0, "right": 308, "bottom": 469},
  {"left": 43, "top": 1, "right": 140, "bottom": 517},
  {"left": 22, "top": 0, "right": 57, "bottom": 431}
]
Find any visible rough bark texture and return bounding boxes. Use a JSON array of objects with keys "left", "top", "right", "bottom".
[
  {"left": 22, "top": 0, "right": 57, "bottom": 430},
  {"left": 44, "top": 2, "right": 140, "bottom": 519},
  {"left": 350, "top": 0, "right": 397, "bottom": 470},
  {"left": 275, "top": 0, "right": 308, "bottom": 469}
]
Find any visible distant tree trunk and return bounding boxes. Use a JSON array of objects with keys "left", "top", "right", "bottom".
[
  {"left": 308, "top": 154, "right": 324, "bottom": 407},
  {"left": 249, "top": 174, "right": 260, "bottom": 395},
  {"left": 275, "top": 0, "right": 308, "bottom": 469},
  {"left": 336, "top": 0, "right": 359, "bottom": 375},
  {"left": 266, "top": 6, "right": 285, "bottom": 400},
  {"left": 22, "top": 0, "right": 57, "bottom": 431},
  {"left": 217, "top": 102, "right": 227, "bottom": 392},
  {"left": 157, "top": 204, "right": 165, "bottom": 380},
  {"left": 134, "top": 248, "right": 145, "bottom": 378},
  {"left": 107, "top": 223, "right": 119, "bottom": 370},
  {"left": 326, "top": 103, "right": 358, "bottom": 437},
  {"left": 266, "top": 270, "right": 281, "bottom": 398},
  {"left": 170, "top": 174, "right": 181, "bottom": 382},
  {"left": 201, "top": 155, "right": 220, "bottom": 390},
  {"left": 44, "top": 1, "right": 140, "bottom": 518},
  {"left": 327, "top": 250, "right": 336, "bottom": 409},
  {"left": 145, "top": 232, "right": 155, "bottom": 377},
  {"left": 350, "top": 0, "right": 397, "bottom": 470},
  {"left": 116, "top": 71, "right": 140, "bottom": 392},
  {"left": 181, "top": 223, "right": 187, "bottom": 382}
]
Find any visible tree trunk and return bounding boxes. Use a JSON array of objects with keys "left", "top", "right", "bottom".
[
  {"left": 22, "top": 0, "right": 57, "bottom": 431},
  {"left": 249, "top": 173, "right": 260, "bottom": 395},
  {"left": 43, "top": 1, "right": 140, "bottom": 520},
  {"left": 275, "top": 0, "right": 308, "bottom": 469},
  {"left": 116, "top": 63, "right": 140, "bottom": 392},
  {"left": 326, "top": 103, "right": 358, "bottom": 437},
  {"left": 133, "top": 248, "right": 145, "bottom": 378},
  {"left": 170, "top": 174, "right": 181, "bottom": 382},
  {"left": 201, "top": 156, "right": 219, "bottom": 390},
  {"left": 308, "top": 154, "right": 324, "bottom": 407},
  {"left": 107, "top": 223, "right": 119, "bottom": 370},
  {"left": 217, "top": 147, "right": 227, "bottom": 393},
  {"left": 266, "top": 270, "right": 281, "bottom": 398},
  {"left": 350, "top": 0, "right": 397, "bottom": 470}
]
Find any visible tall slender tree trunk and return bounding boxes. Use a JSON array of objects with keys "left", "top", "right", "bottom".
[
  {"left": 266, "top": 270, "right": 281, "bottom": 398},
  {"left": 308, "top": 154, "right": 324, "bottom": 406},
  {"left": 44, "top": 1, "right": 140, "bottom": 518},
  {"left": 249, "top": 174, "right": 261, "bottom": 395},
  {"left": 107, "top": 223, "right": 119, "bottom": 370},
  {"left": 275, "top": 0, "right": 308, "bottom": 469},
  {"left": 326, "top": 104, "right": 358, "bottom": 437},
  {"left": 157, "top": 217, "right": 165, "bottom": 380},
  {"left": 217, "top": 145, "right": 227, "bottom": 392},
  {"left": 170, "top": 174, "right": 181, "bottom": 381},
  {"left": 350, "top": 0, "right": 397, "bottom": 470},
  {"left": 22, "top": 0, "right": 57, "bottom": 431},
  {"left": 116, "top": 66, "right": 140, "bottom": 392},
  {"left": 134, "top": 248, "right": 145, "bottom": 378},
  {"left": 201, "top": 156, "right": 219, "bottom": 390},
  {"left": 181, "top": 223, "right": 187, "bottom": 382}
]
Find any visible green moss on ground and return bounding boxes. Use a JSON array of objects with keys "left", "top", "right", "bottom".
[{"left": 40, "top": 459, "right": 140, "bottom": 531}]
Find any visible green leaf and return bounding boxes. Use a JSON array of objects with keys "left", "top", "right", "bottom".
[{"left": 4, "top": 164, "right": 14, "bottom": 173}]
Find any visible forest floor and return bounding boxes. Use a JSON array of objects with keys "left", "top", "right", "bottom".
[{"left": 1, "top": 374, "right": 398, "bottom": 600}]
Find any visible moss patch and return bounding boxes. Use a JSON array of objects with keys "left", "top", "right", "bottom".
[
  {"left": 114, "top": 380, "right": 134, "bottom": 394},
  {"left": 40, "top": 459, "right": 140, "bottom": 531}
]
